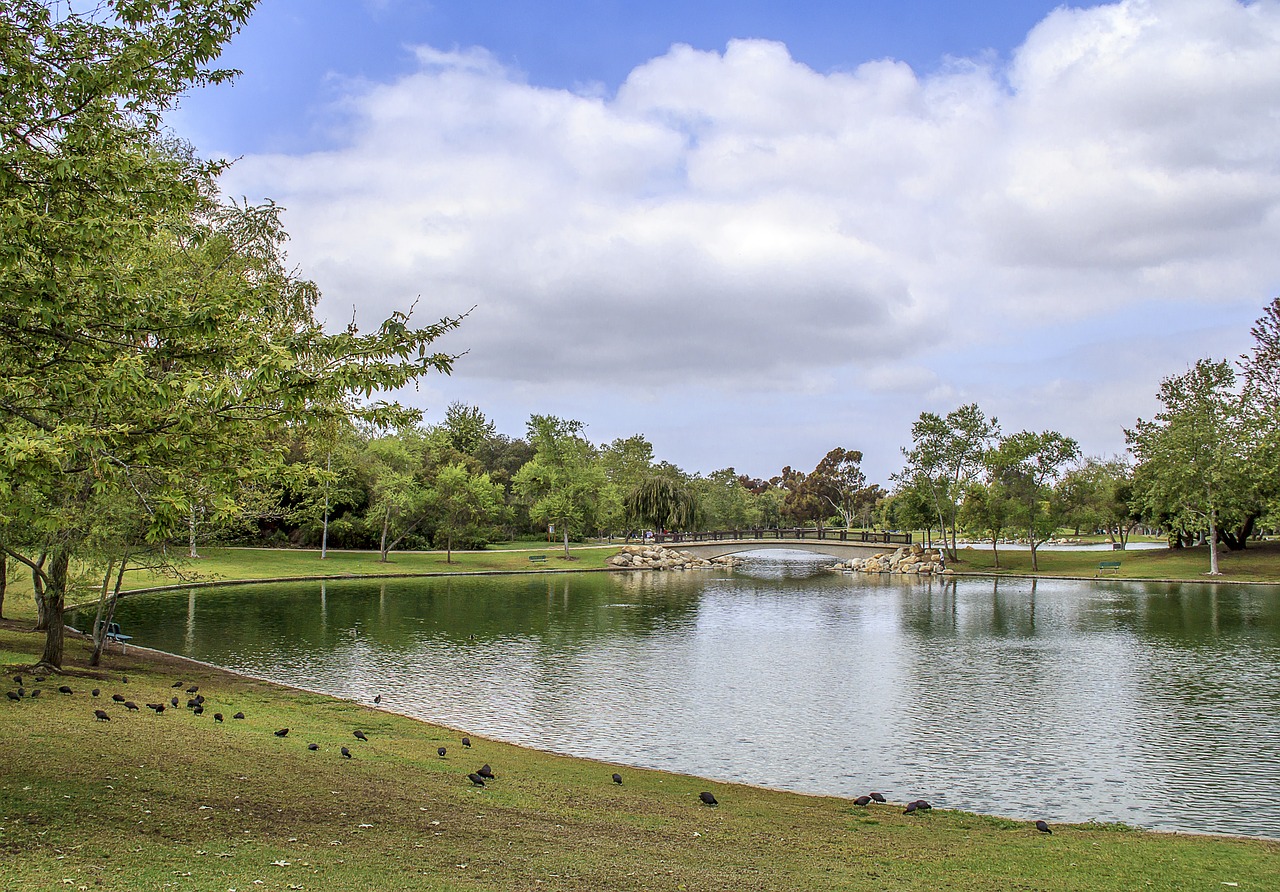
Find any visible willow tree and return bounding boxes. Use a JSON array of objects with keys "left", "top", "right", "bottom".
[{"left": 626, "top": 476, "right": 701, "bottom": 532}]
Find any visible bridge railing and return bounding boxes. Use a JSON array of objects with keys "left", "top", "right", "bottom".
[{"left": 651, "top": 529, "right": 912, "bottom": 546}]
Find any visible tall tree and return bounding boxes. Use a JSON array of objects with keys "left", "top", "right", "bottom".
[
  {"left": 897, "top": 404, "right": 1000, "bottom": 559},
  {"left": 513, "top": 416, "right": 605, "bottom": 558},
  {"left": 808, "top": 448, "right": 868, "bottom": 529},
  {"left": 1127, "top": 360, "right": 1248, "bottom": 576},
  {"left": 430, "top": 462, "right": 504, "bottom": 563},
  {"left": 989, "top": 431, "right": 1080, "bottom": 571}
]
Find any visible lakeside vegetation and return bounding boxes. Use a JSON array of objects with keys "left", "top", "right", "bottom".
[{"left": 1, "top": 625, "right": 1277, "bottom": 892}]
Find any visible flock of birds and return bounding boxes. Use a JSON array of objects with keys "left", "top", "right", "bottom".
[{"left": 5, "top": 674, "right": 1054, "bottom": 833}]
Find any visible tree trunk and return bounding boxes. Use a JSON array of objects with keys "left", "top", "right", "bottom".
[
  {"left": 188, "top": 506, "right": 200, "bottom": 558},
  {"left": 0, "top": 550, "right": 6, "bottom": 620},
  {"left": 563, "top": 528, "right": 570, "bottom": 559},
  {"left": 446, "top": 532, "right": 453, "bottom": 564},
  {"left": 1218, "top": 515, "right": 1255, "bottom": 551},
  {"left": 90, "top": 554, "right": 129, "bottom": 667},
  {"left": 321, "top": 451, "right": 331, "bottom": 559},
  {"left": 992, "top": 538, "right": 1000, "bottom": 570},
  {"left": 379, "top": 506, "right": 391, "bottom": 562},
  {"left": 32, "top": 552, "right": 48, "bottom": 631},
  {"left": 1028, "top": 516, "right": 1039, "bottom": 572},
  {"left": 39, "top": 549, "right": 70, "bottom": 670},
  {"left": 1207, "top": 508, "right": 1221, "bottom": 576}
]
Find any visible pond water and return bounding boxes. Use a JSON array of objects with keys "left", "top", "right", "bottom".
[{"left": 77, "top": 554, "right": 1280, "bottom": 839}]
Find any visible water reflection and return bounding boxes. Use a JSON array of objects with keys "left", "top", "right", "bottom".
[{"left": 77, "top": 558, "right": 1280, "bottom": 839}]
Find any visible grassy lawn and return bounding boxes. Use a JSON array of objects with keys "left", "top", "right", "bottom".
[
  {"left": 953, "top": 539, "right": 1280, "bottom": 583},
  {"left": 0, "top": 624, "right": 1276, "bottom": 892}
]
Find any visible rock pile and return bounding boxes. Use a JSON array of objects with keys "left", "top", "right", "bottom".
[
  {"left": 608, "top": 544, "right": 743, "bottom": 571},
  {"left": 835, "top": 543, "right": 953, "bottom": 576}
]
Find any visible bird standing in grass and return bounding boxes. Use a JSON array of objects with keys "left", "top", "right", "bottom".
[
  {"left": 1035, "top": 820, "right": 1052, "bottom": 834},
  {"left": 172, "top": 681, "right": 184, "bottom": 688},
  {"left": 353, "top": 730, "right": 368, "bottom": 741},
  {"left": 699, "top": 792, "right": 717, "bottom": 806},
  {"left": 274, "top": 728, "right": 289, "bottom": 737},
  {"left": 904, "top": 802, "right": 918, "bottom": 815},
  {"left": 612, "top": 773, "right": 623, "bottom": 785},
  {"left": 477, "top": 764, "right": 495, "bottom": 779},
  {"left": 170, "top": 697, "right": 179, "bottom": 707},
  {"left": 462, "top": 737, "right": 471, "bottom": 748},
  {"left": 5, "top": 691, "right": 18, "bottom": 702},
  {"left": 112, "top": 694, "right": 126, "bottom": 703},
  {"left": 467, "top": 773, "right": 486, "bottom": 787},
  {"left": 58, "top": 685, "right": 73, "bottom": 694},
  {"left": 94, "top": 709, "right": 110, "bottom": 721},
  {"left": 854, "top": 795, "right": 872, "bottom": 806},
  {"left": 91, "top": 689, "right": 100, "bottom": 698},
  {"left": 870, "top": 792, "right": 886, "bottom": 803},
  {"left": 214, "top": 713, "right": 223, "bottom": 722},
  {"left": 341, "top": 746, "right": 352, "bottom": 759},
  {"left": 308, "top": 743, "right": 319, "bottom": 751},
  {"left": 124, "top": 701, "right": 138, "bottom": 711},
  {"left": 437, "top": 747, "right": 447, "bottom": 757},
  {"left": 233, "top": 712, "right": 245, "bottom": 720}
]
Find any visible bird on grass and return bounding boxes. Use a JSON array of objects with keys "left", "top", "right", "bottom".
[
  {"left": 699, "top": 792, "right": 718, "bottom": 807},
  {"left": 172, "top": 681, "right": 184, "bottom": 688},
  {"left": 91, "top": 689, "right": 100, "bottom": 698},
  {"left": 467, "top": 773, "right": 486, "bottom": 787},
  {"left": 186, "top": 685, "right": 199, "bottom": 694},
  {"left": 121, "top": 676, "right": 128, "bottom": 684},
  {"left": 307, "top": 743, "right": 318, "bottom": 751},
  {"left": 612, "top": 773, "right": 623, "bottom": 785},
  {"left": 94, "top": 709, "right": 110, "bottom": 721},
  {"left": 903, "top": 802, "right": 918, "bottom": 814},
  {"left": 124, "top": 701, "right": 139, "bottom": 711},
  {"left": 111, "top": 694, "right": 126, "bottom": 703},
  {"left": 274, "top": 728, "right": 289, "bottom": 737},
  {"left": 214, "top": 713, "right": 223, "bottom": 723},
  {"left": 870, "top": 792, "right": 886, "bottom": 803},
  {"left": 477, "top": 764, "right": 495, "bottom": 779},
  {"left": 194, "top": 694, "right": 205, "bottom": 705},
  {"left": 58, "top": 685, "right": 73, "bottom": 695},
  {"left": 12, "top": 676, "right": 20, "bottom": 685},
  {"left": 170, "top": 697, "right": 179, "bottom": 708},
  {"left": 915, "top": 800, "right": 932, "bottom": 810},
  {"left": 30, "top": 690, "right": 41, "bottom": 698},
  {"left": 1035, "top": 820, "right": 1052, "bottom": 834},
  {"left": 186, "top": 699, "right": 198, "bottom": 708},
  {"left": 5, "top": 691, "right": 18, "bottom": 702},
  {"left": 437, "top": 747, "right": 447, "bottom": 757},
  {"left": 854, "top": 795, "right": 872, "bottom": 806},
  {"left": 193, "top": 705, "right": 204, "bottom": 715},
  {"left": 233, "top": 712, "right": 245, "bottom": 720},
  {"left": 353, "top": 730, "right": 368, "bottom": 741},
  {"left": 145, "top": 703, "right": 163, "bottom": 713},
  {"left": 462, "top": 737, "right": 471, "bottom": 748},
  {"left": 340, "top": 746, "right": 352, "bottom": 759}
]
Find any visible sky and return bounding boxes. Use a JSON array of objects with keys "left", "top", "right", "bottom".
[{"left": 168, "top": 0, "right": 1280, "bottom": 485}]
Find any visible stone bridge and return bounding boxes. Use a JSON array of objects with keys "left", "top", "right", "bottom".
[{"left": 650, "top": 529, "right": 912, "bottom": 562}]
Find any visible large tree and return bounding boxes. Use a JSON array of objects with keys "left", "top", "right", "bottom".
[
  {"left": 988, "top": 430, "right": 1080, "bottom": 571},
  {"left": 1127, "top": 360, "right": 1248, "bottom": 576},
  {"left": 0, "top": 1, "right": 463, "bottom": 668},
  {"left": 897, "top": 404, "right": 1000, "bottom": 560},
  {"left": 513, "top": 416, "right": 605, "bottom": 558},
  {"left": 808, "top": 448, "right": 868, "bottom": 529}
]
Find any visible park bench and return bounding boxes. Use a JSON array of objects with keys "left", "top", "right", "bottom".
[
  {"left": 102, "top": 621, "right": 133, "bottom": 653},
  {"left": 528, "top": 554, "right": 547, "bottom": 563},
  {"left": 1096, "top": 561, "right": 1122, "bottom": 577}
]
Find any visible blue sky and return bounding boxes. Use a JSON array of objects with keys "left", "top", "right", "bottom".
[{"left": 171, "top": 0, "right": 1280, "bottom": 484}]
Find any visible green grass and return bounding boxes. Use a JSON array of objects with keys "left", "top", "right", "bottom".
[
  {"left": 953, "top": 539, "right": 1280, "bottom": 583},
  {"left": 0, "top": 624, "right": 1275, "bottom": 891}
]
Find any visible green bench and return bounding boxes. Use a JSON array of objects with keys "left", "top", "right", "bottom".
[
  {"left": 1096, "top": 561, "right": 1121, "bottom": 576},
  {"left": 528, "top": 554, "right": 547, "bottom": 563}
]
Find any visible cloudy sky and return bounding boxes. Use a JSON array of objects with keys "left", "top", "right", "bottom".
[{"left": 170, "top": 0, "right": 1280, "bottom": 484}]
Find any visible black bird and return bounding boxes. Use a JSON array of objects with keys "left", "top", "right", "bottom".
[
  {"left": 194, "top": 694, "right": 205, "bottom": 705},
  {"left": 915, "top": 800, "right": 932, "bottom": 811},
  {"left": 186, "top": 699, "right": 198, "bottom": 708},
  {"left": 5, "top": 691, "right": 18, "bottom": 702},
  {"left": 58, "top": 685, "right": 73, "bottom": 694},
  {"left": 172, "top": 681, "right": 185, "bottom": 688},
  {"left": 437, "top": 747, "right": 447, "bottom": 757},
  {"left": 477, "top": 764, "right": 495, "bottom": 779},
  {"left": 112, "top": 694, "right": 126, "bottom": 703},
  {"left": 214, "top": 713, "right": 223, "bottom": 723},
  {"left": 16, "top": 687, "right": 24, "bottom": 698},
  {"left": 612, "top": 773, "right": 623, "bottom": 785},
  {"left": 186, "top": 685, "right": 199, "bottom": 694},
  {"left": 904, "top": 802, "right": 918, "bottom": 815},
  {"left": 307, "top": 743, "right": 319, "bottom": 751},
  {"left": 340, "top": 746, "right": 352, "bottom": 759},
  {"left": 353, "top": 730, "right": 368, "bottom": 741},
  {"left": 193, "top": 705, "right": 204, "bottom": 715},
  {"left": 12, "top": 676, "right": 20, "bottom": 685},
  {"left": 1035, "top": 820, "right": 1052, "bottom": 834},
  {"left": 870, "top": 792, "right": 886, "bottom": 803},
  {"left": 854, "top": 795, "right": 872, "bottom": 806},
  {"left": 124, "top": 701, "right": 139, "bottom": 711},
  {"left": 91, "top": 689, "right": 100, "bottom": 697},
  {"left": 30, "top": 689, "right": 40, "bottom": 698},
  {"left": 146, "top": 703, "right": 164, "bottom": 713},
  {"left": 467, "top": 773, "right": 486, "bottom": 787},
  {"left": 121, "top": 676, "right": 128, "bottom": 684},
  {"left": 699, "top": 792, "right": 718, "bottom": 807},
  {"left": 233, "top": 711, "right": 245, "bottom": 720},
  {"left": 462, "top": 737, "right": 471, "bottom": 748},
  {"left": 94, "top": 709, "right": 111, "bottom": 721},
  {"left": 33, "top": 676, "right": 44, "bottom": 683},
  {"left": 274, "top": 728, "right": 289, "bottom": 737},
  {"left": 374, "top": 695, "right": 381, "bottom": 705},
  {"left": 170, "top": 696, "right": 179, "bottom": 707}
]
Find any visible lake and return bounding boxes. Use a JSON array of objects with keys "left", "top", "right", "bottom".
[{"left": 80, "top": 554, "right": 1280, "bottom": 839}]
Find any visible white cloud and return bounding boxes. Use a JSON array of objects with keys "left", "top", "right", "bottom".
[{"left": 220, "top": 0, "right": 1280, "bottom": 476}]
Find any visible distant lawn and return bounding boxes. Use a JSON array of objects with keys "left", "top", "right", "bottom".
[
  {"left": 0, "top": 624, "right": 1276, "bottom": 891},
  {"left": 953, "top": 539, "right": 1280, "bottom": 583}
]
